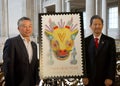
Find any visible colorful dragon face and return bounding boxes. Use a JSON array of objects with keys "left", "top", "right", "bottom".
[{"left": 45, "top": 18, "right": 78, "bottom": 60}]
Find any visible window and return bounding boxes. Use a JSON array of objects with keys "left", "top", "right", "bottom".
[{"left": 108, "top": 7, "right": 118, "bottom": 29}]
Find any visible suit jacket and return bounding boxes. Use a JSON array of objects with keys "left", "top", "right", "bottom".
[
  {"left": 85, "top": 34, "right": 116, "bottom": 86},
  {"left": 3, "top": 35, "right": 40, "bottom": 86}
]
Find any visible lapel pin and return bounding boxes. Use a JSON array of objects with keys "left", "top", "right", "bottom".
[{"left": 102, "top": 41, "right": 104, "bottom": 44}]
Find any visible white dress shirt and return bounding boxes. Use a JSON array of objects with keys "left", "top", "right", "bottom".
[{"left": 20, "top": 35, "right": 33, "bottom": 63}]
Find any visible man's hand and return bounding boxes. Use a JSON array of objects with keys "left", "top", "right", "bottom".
[
  {"left": 104, "top": 79, "right": 113, "bottom": 86},
  {"left": 82, "top": 78, "right": 89, "bottom": 85}
]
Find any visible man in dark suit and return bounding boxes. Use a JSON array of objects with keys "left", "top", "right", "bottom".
[
  {"left": 3, "top": 17, "right": 40, "bottom": 86},
  {"left": 83, "top": 15, "right": 116, "bottom": 86}
]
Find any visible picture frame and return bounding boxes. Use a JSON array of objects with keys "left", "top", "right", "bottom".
[{"left": 38, "top": 12, "right": 86, "bottom": 79}]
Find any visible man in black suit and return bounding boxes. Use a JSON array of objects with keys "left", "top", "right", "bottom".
[
  {"left": 83, "top": 15, "right": 116, "bottom": 86},
  {"left": 3, "top": 17, "right": 40, "bottom": 86}
]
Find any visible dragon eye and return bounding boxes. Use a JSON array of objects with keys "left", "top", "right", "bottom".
[
  {"left": 68, "top": 42, "right": 72, "bottom": 46},
  {"left": 53, "top": 42, "right": 57, "bottom": 47},
  {"left": 52, "top": 40, "right": 59, "bottom": 48},
  {"left": 66, "top": 40, "right": 73, "bottom": 47}
]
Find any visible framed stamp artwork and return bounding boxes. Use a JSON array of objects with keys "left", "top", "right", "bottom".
[{"left": 38, "top": 12, "right": 86, "bottom": 79}]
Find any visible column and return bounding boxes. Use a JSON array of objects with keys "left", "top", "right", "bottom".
[
  {"left": 26, "top": 0, "right": 32, "bottom": 18},
  {"left": 65, "top": 0, "right": 70, "bottom": 12},
  {"left": 0, "top": 0, "right": 1, "bottom": 36},
  {"left": 85, "top": 0, "right": 95, "bottom": 37},
  {"left": 26, "top": 0, "right": 38, "bottom": 42},
  {"left": 33, "top": 0, "right": 38, "bottom": 43},
  {"left": 62, "top": 0, "right": 65, "bottom": 12},
  {"left": 118, "top": 0, "right": 120, "bottom": 38},
  {"left": 96, "top": 0, "right": 102, "bottom": 15},
  {"left": 102, "top": 0, "right": 107, "bottom": 34},
  {"left": 96, "top": 0, "right": 98, "bottom": 14},
  {"left": 1, "top": 0, "right": 9, "bottom": 37},
  {"left": 40, "top": 0, "right": 43, "bottom": 13},
  {"left": 55, "top": 0, "right": 62, "bottom": 12},
  {"left": 0, "top": 0, "right": 9, "bottom": 63},
  {"left": 26, "top": 0, "right": 35, "bottom": 33}
]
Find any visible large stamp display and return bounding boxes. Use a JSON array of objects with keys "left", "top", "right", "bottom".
[{"left": 39, "top": 12, "right": 85, "bottom": 79}]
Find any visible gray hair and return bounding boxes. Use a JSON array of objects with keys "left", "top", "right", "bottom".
[{"left": 17, "top": 17, "right": 31, "bottom": 26}]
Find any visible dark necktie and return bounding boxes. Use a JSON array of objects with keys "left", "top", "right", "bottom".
[{"left": 94, "top": 38, "right": 99, "bottom": 48}]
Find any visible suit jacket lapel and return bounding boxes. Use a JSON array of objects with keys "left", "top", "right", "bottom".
[
  {"left": 31, "top": 41, "right": 37, "bottom": 63},
  {"left": 96, "top": 34, "right": 105, "bottom": 55},
  {"left": 17, "top": 35, "right": 29, "bottom": 60},
  {"left": 31, "top": 42, "right": 34, "bottom": 62},
  {"left": 88, "top": 36, "right": 96, "bottom": 63}
]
